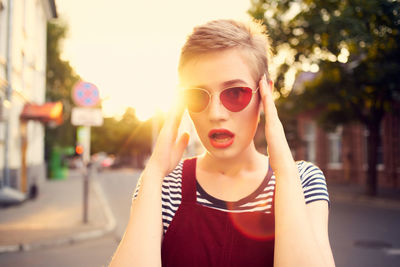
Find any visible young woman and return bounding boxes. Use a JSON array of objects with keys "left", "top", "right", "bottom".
[{"left": 109, "top": 19, "right": 335, "bottom": 267}]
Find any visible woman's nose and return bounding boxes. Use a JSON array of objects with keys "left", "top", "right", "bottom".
[{"left": 207, "top": 94, "right": 229, "bottom": 121}]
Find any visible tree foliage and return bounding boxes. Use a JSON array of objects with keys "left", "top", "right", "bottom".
[
  {"left": 249, "top": 0, "right": 400, "bottom": 195},
  {"left": 91, "top": 107, "right": 155, "bottom": 167},
  {"left": 45, "top": 21, "right": 80, "bottom": 156}
]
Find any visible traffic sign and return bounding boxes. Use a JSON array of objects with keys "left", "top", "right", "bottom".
[
  {"left": 72, "top": 81, "right": 100, "bottom": 107},
  {"left": 71, "top": 107, "right": 103, "bottom": 126}
]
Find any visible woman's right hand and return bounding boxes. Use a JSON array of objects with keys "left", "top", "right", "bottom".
[
  {"left": 109, "top": 97, "right": 189, "bottom": 267},
  {"left": 145, "top": 97, "right": 190, "bottom": 178}
]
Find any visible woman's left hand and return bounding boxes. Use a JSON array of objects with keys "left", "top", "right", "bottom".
[{"left": 258, "top": 74, "right": 296, "bottom": 174}]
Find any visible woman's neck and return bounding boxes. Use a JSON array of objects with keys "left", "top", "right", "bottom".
[{"left": 198, "top": 142, "right": 267, "bottom": 178}]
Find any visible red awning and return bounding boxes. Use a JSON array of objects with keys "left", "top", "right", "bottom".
[{"left": 20, "top": 101, "right": 63, "bottom": 125}]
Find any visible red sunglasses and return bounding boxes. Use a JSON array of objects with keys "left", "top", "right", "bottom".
[{"left": 183, "top": 86, "right": 259, "bottom": 113}]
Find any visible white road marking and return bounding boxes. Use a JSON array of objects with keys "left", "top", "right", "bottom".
[{"left": 384, "top": 248, "right": 400, "bottom": 256}]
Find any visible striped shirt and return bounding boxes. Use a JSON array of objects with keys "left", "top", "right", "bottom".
[{"left": 133, "top": 159, "right": 330, "bottom": 234}]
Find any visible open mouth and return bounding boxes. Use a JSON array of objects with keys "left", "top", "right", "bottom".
[{"left": 208, "top": 129, "right": 235, "bottom": 148}]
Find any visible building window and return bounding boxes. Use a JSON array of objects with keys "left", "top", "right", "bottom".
[
  {"left": 328, "top": 126, "right": 343, "bottom": 169},
  {"left": 363, "top": 123, "right": 384, "bottom": 169},
  {"left": 304, "top": 121, "right": 316, "bottom": 163}
]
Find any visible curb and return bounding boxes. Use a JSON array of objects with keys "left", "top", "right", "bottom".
[{"left": 0, "top": 180, "right": 116, "bottom": 254}]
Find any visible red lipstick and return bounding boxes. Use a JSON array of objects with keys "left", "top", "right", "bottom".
[{"left": 208, "top": 129, "right": 235, "bottom": 149}]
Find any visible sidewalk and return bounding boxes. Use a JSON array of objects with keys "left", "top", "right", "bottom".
[
  {"left": 0, "top": 169, "right": 115, "bottom": 253},
  {"left": 328, "top": 182, "right": 400, "bottom": 209}
]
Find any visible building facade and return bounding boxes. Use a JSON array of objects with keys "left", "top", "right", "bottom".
[
  {"left": 294, "top": 110, "right": 400, "bottom": 189},
  {"left": 0, "top": 0, "right": 57, "bottom": 198}
]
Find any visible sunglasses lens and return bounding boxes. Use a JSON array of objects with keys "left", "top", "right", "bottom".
[
  {"left": 220, "top": 87, "right": 253, "bottom": 112},
  {"left": 184, "top": 89, "right": 209, "bottom": 112}
]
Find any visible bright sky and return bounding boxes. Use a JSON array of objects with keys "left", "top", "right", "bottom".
[{"left": 55, "top": 0, "right": 252, "bottom": 121}]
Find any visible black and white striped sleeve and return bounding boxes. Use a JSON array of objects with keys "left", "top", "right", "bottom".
[
  {"left": 297, "top": 161, "right": 330, "bottom": 205},
  {"left": 161, "top": 161, "right": 184, "bottom": 233},
  {"left": 132, "top": 176, "right": 141, "bottom": 200},
  {"left": 131, "top": 161, "right": 183, "bottom": 234}
]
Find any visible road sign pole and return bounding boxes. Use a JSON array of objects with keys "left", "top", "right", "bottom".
[
  {"left": 83, "top": 164, "right": 89, "bottom": 223},
  {"left": 71, "top": 81, "right": 102, "bottom": 225},
  {"left": 77, "top": 126, "right": 91, "bottom": 164},
  {"left": 77, "top": 125, "right": 91, "bottom": 224}
]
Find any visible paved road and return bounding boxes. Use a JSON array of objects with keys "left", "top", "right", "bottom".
[
  {"left": 329, "top": 200, "right": 400, "bottom": 267},
  {"left": 1, "top": 168, "right": 399, "bottom": 267},
  {"left": 96, "top": 168, "right": 140, "bottom": 240}
]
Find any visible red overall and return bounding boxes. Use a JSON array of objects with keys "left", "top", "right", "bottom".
[{"left": 161, "top": 158, "right": 275, "bottom": 267}]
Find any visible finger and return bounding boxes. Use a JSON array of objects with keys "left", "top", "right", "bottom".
[
  {"left": 258, "top": 74, "right": 267, "bottom": 104},
  {"left": 154, "top": 91, "right": 186, "bottom": 142},
  {"left": 148, "top": 131, "right": 189, "bottom": 176},
  {"left": 259, "top": 75, "right": 272, "bottom": 106},
  {"left": 163, "top": 93, "right": 186, "bottom": 137},
  {"left": 172, "top": 91, "right": 186, "bottom": 122},
  {"left": 170, "top": 132, "right": 190, "bottom": 172},
  {"left": 174, "top": 131, "right": 189, "bottom": 148},
  {"left": 259, "top": 75, "right": 284, "bottom": 144},
  {"left": 259, "top": 74, "right": 278, "bottom": 119}
]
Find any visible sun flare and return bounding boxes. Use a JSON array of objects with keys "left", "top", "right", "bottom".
[{"left": 57, "top": 0, "right": 251, "bottom": 120}]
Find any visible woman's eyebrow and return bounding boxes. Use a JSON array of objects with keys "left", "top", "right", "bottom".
[
  {"left": 220, "top": 79, "right": 248, "bottom": 88},
  {"left": 189, "top": 79, "right": 248, "bottom": 89}
]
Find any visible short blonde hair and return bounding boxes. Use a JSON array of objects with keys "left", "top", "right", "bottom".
[{"left": 178, "top": 19, "right": 272, "bottom": 82}]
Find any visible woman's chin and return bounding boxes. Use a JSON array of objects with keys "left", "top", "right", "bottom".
[{"left": 203, "top": 146, "right": 240, "bottom": 161}]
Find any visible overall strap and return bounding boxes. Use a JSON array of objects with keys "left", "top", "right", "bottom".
[{"left": 181, "top": 158, "right": 197, "bottom": 203}]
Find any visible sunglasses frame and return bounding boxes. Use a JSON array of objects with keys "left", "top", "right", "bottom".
[{"left": 184, "top": 86, "right": 259, "bottom": 113}]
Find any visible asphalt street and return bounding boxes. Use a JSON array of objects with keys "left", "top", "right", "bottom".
[{"left": 329, "top": 200, "right": 400, "bottom": 267}]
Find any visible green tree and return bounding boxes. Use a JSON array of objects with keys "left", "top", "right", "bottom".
[
  {"left": 91, "top": 107, "right": 155, "bottom": 167},
  {"left": 45, "top": 21, "right": 80, "bottom": 158},
  {"left": 249, "top": 0, "right": 400, "bottom": 195}
]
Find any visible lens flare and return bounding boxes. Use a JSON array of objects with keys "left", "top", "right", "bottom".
[{"left": 227, "top": 203, "right": 275, "bottom": 241}]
